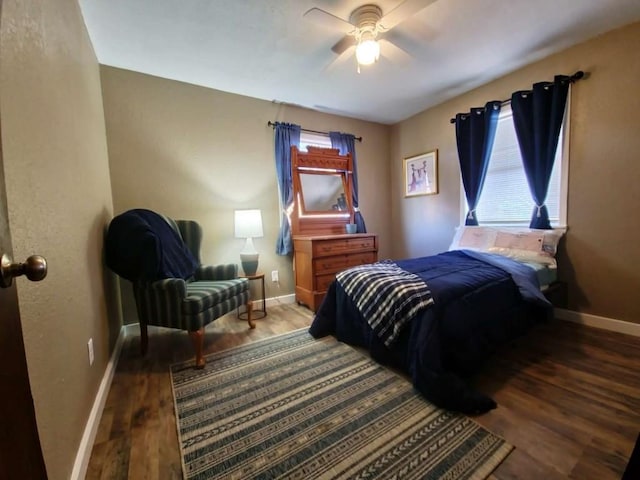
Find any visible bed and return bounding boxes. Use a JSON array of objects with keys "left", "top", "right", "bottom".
[{"left": 309, "top": 226, "right": 564, "bottom": 414}]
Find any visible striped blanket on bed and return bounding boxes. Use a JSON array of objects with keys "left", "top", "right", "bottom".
[{"left": 335, "top": 260, "right": 434, "bottom": 347}]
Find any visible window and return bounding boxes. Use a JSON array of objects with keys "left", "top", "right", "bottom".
[
  {"left": 465, "top": 103, "right": 569, "bottom": 227},
  {"left": 299, "top": 131, "right": 332, "bottom": 151}
]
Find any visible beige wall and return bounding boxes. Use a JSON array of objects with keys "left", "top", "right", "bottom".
[
  {"left": 391, "top": 21, "right": 640, "bottom": 323},
  {"left": 100, "top": 66, "right": 391, "bottom": 324},
  {"left": 103, "top": 21, "right": 640, "bottom": 326},
  {"left": 0, "top": 0, "right": 120, "bottom": 478}
]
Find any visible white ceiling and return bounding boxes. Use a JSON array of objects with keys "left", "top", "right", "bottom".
[{"left": 79, "top": 0, "right": 640, "bottom": 125}]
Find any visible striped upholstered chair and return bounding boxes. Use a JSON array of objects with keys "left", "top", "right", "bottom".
[{"left": 130, "top": 216, "right": 254, "bottom": 368}]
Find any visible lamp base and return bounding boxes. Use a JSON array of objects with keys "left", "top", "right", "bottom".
[{"left": 240, "top": 253, "right": 259, "bottom": 276}]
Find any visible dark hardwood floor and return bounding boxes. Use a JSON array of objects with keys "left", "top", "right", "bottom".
[{"left": 86, "top": 304, "right": 640, "bottom": 479}]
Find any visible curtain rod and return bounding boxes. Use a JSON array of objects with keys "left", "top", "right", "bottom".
[
  {"left": 267, "top": 121, "right": 363, "bottom": 142},
  {"left": 449, "top": 70, "right": 585, "bottom": 124}
]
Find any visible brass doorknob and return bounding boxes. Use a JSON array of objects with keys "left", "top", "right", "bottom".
[{"left": 0, "top": 253, "right": 47, "bottom": 288}]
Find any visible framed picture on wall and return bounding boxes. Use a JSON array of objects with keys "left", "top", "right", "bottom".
[{"left": 403, "top": 150, "right": 438, "bottom": 197}]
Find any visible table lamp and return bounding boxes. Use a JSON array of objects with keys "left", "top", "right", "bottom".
[{"left": 234, "top": 209, "right": 263, "bottom": 276}]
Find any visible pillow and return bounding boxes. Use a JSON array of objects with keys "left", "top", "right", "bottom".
[
  {"left": 449, "top": 226, "right": 496, "bottom": 251},
  {"left": 488, "top": 230, "right": 550, "bottom": 265},
  {"left": 449, "top": 226, "right": 564, "bottom": 266}
]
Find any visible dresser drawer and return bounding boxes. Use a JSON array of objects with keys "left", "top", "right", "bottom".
[
  {"left": 315, "top": 252, "right": 377, "bottom": 290},
  {"left": 312, "top": 237, "right": 376, "bottom": 257},
  {"left": 314, "top": 252, "right": 376, "bottom": 274},
  {"left": 316, "top": 273, "right": 337, "bottom": 291}
]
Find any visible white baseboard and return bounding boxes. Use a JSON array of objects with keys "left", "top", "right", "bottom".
[
  {"left": 71, "top": 324, "right": 131, "bottom": 480},
  {"left": 555, "top": 308, "right": 640, "bottom": 337},
  {"left": 265, "top": 293, "right": 296, "bottom": 308}
]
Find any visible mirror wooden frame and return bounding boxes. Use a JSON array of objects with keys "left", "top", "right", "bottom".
[{"left": 291, "top": 146, "right": 354, "bottom": 236}]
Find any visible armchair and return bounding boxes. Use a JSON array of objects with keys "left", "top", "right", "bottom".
[{"left": 106, "top": 209, "right": 254, "bottom": 368}]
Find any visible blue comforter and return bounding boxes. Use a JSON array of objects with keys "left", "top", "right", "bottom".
[{"left": 309, "top": 250, "right": 552, "bottom": 414}]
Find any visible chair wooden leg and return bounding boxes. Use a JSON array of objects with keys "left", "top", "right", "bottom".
[
  {"left": 246, "top": 300, "right": 256, "bottom": 329},
  {"left": 140, "top": 320, "right": 148, "bottom": 355},
  {"left": 189, "top": 328, "right": 205, "bottom": 369}
]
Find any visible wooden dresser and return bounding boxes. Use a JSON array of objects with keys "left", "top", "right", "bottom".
[{"left": 293, "top": 233, "right": 378, "bottom": 311}]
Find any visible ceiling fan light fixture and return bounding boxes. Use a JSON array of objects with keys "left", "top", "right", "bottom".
[{"left": 355, "top": 38, "right": 380, "bottom": 66}]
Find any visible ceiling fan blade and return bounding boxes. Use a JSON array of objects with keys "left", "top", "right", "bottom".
[
  {"left": 303, "top": 7, "right": 356, "bottom": 34},
  {"left": 323, "top": 45, "right": 356, "bottom": 73},
  {"left": 331, "top": 35, "right": 356, "bottom": 55},
  {"left": 379, "top": 0, "right": 438, "bottom": 31},
  {"left": 379, "top": 39, "right": 412, "bottom": 65}
]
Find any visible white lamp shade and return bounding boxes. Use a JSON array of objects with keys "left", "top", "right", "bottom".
[{"left": 234, "top": 209, "right": 264, "bottom": 239}]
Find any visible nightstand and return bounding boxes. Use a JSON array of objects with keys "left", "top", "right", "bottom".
[
  {"left": 237, "top": 272, "right": 266, "bottom": 320},
  {"left": 544, "top": 281, "right": 568, "bottom": 308}
]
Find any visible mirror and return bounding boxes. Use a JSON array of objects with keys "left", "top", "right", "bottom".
[{"left": 299, "top": 172, "right": 348, "bottom": 212}]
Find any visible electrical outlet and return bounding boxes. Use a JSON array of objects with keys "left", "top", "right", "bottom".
[
  {"left": 271, "top": 270, "right": 279, "bottom": 282},
  {"left": 88, "top": 338, "right": 94, "bottom": 366}
]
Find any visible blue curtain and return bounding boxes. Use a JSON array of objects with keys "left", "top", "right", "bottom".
[
  {"left": 511, "top": 76, "right": 570, "bottom": 229},
  {"left": 455, "top": 101, "right": 502, "bottom": 225},
  {"left": 329, "top": 132, "right": 367, "bottom": 233},
  {"left": 274, "top": 122, "right": 301, "bottom": 255}
]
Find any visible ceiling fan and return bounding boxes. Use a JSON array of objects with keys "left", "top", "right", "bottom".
[{"left": 304, "top": 0, "right": 437, "bottom": 73}]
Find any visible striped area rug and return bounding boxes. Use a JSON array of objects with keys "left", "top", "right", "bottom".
[{"left": 171, "top": 329, "right": 513, "bottom": 479}]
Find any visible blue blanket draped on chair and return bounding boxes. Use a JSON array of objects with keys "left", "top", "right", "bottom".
[{"left": 105, "top": 208, "right": 198, "bottom": 282}]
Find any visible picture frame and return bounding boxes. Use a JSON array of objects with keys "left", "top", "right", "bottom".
[{"left": 403, "top": 150, "right": 438, "bottom": 197}]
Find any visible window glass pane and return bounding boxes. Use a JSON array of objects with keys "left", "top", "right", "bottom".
[
  {"left": 475, "top": 106, "right": 562, "bottom": 225},
  {"left": 299, "top": 132, "right": 331, "bottom": 151}
]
